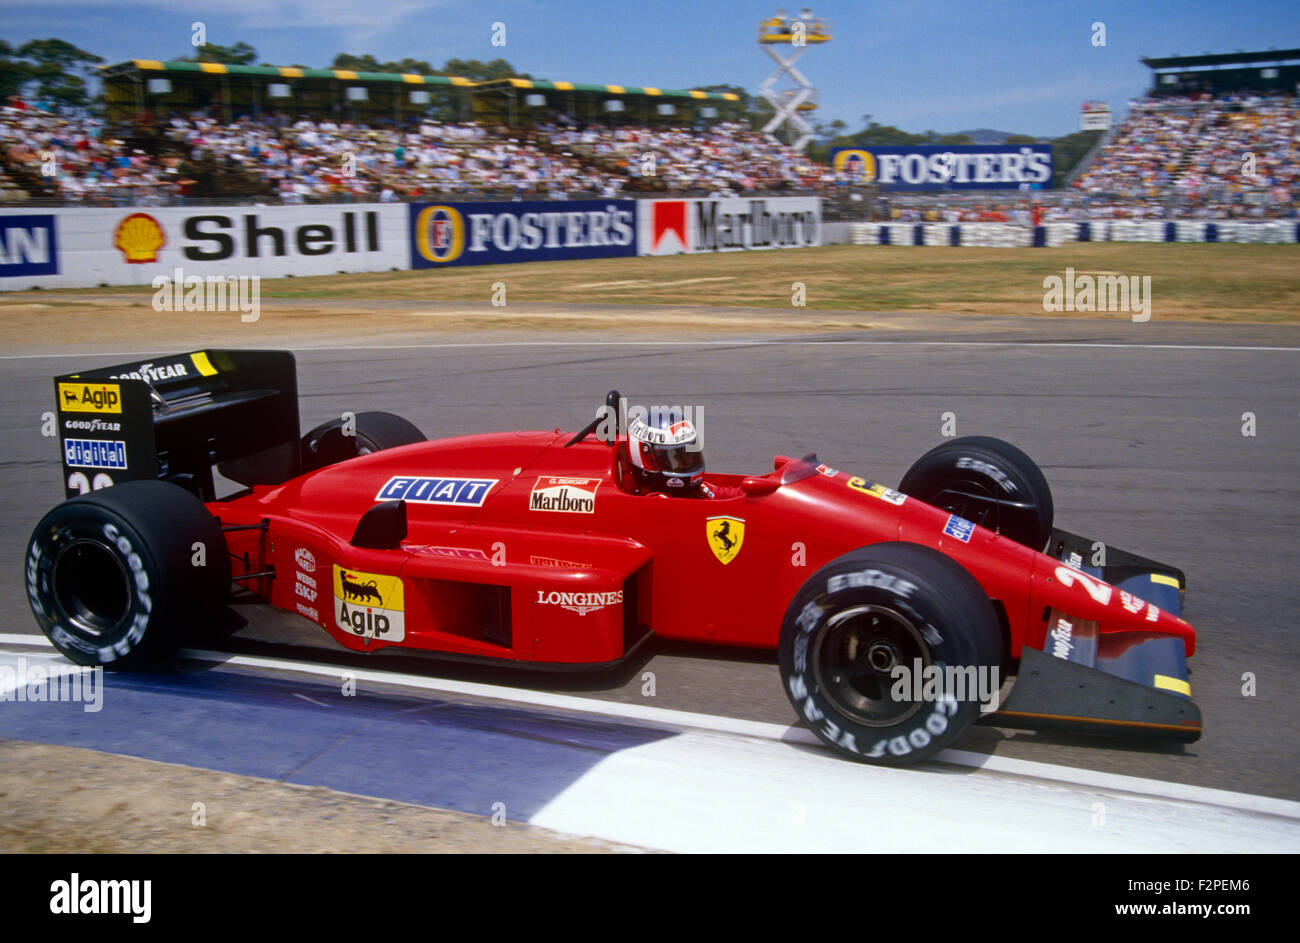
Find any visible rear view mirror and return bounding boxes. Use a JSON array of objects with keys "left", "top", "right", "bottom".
[{"left": 740, "top": 476, "right": 780, "bottom": 496}]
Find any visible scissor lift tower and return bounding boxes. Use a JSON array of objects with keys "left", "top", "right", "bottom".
[{"left": 757, "top": 8, "right": 831, "bottom": 152}]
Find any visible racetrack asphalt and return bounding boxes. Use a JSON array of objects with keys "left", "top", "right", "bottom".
[{"left": 2, "top": 305, "right": 1298, "bottom": 802}]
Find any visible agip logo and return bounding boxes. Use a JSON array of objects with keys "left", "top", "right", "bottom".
[
  {"left": 332, "top": 566, "right": 405, "bottom": 642},
  {"left": 57, "top": 383, "right": 122, "bottom": 414},
  {"left": 113, "top": 213, "right": 165, "bottom": 264},
  {"left": 412, "top": 205, "right": 465, "bottom": 264}
]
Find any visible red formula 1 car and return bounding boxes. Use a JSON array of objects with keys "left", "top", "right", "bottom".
[{"left": 26, "top": 350, "right": 1202, "bottom": 765}]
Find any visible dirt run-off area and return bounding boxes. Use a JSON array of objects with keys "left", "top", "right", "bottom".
[
  {"left": 1, "top": 244, "right": 1297, "bottom": 357},
  {"left": 0, "top": 740, "right": 647, "bottom": 853}
]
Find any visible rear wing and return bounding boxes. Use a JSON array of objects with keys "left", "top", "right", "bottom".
[{"left": 54, "top": 349, "right": 300, "bottom": 500}]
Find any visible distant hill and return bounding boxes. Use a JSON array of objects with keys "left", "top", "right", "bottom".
[{"left": 955, "top": 128, "right": 1025, "bottom": 144}]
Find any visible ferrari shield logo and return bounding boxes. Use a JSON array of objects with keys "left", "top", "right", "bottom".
[{"left": 706, "top": 516, "right": 745, "bottom": 565}]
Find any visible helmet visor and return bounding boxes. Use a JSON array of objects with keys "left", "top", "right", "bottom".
[{"left": 656, "top": 443, "right": 704, "bottom": 476}]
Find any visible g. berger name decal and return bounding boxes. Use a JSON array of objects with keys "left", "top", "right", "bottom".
[{"left": 529, "top": 477, "right": 599, "bottom": 513}]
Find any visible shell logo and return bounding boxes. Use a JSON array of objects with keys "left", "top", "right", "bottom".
[{"left": 113, "top": 213, "right": 166, "bottom": 264}]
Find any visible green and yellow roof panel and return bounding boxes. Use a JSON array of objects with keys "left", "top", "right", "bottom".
[{"left": 111, "top": 60, "right": 739, "bottom": 100}]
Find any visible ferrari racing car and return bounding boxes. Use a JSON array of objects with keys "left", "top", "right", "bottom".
[{"left": 26, "top": 349, "right": 1202, "bottom": 765}]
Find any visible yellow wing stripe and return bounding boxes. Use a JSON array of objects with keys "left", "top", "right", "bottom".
[
  {"left": 1154, "top": 674, "right": 1191, "bottom": 696},
  {"left": 190, "top": 351, "right": 218, "bottom": 377}
]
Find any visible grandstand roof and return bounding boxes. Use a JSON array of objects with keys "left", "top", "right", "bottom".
[
  {"left": 1141, "top": 48, "right": 1300, "bottom": 69},
  {"left": 102, "top": 60, "right": 740, "bottom": 101}
]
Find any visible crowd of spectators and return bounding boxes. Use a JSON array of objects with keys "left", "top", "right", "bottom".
[
  {"left": 544, "top": 121, "right": 830, "bottom": 193},
  {"left": 1070, "top": 92, "right": 1298, "bottom": 218},
  {"left": 3, "top": 91, "right": 1296, "bottom": 218},
  {"left": 0, "top": 98, "right": 192, "bottom": 203},
  {"left": 2, "top": 100, "right": 835, "bottom": 205}
]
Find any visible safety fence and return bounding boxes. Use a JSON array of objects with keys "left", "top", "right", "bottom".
[{"left": 849, "top": 219, "right": 1300, "bottom": 247}]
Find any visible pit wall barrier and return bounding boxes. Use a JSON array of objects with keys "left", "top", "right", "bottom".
[
  {"left": 850, "top": 220, "right": 1300, "bottom": 247},
  {"left": 0, "top": 204, "right": 409, "bottom": 290},
  {"left": 2, "top": 197, "right": 823, "bottom": 291}
]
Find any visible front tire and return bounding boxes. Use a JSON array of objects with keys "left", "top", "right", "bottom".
[
  {"left": 778, "top": 542, "right": 1002, "bottom": 765},
  {"left": 898, "top": 435, "right": 1054, "bottom": 550},
  {"left": 25, "top": 480, "right": 230, "bottom": 668},
  {"left": 300, "top": 410, "right": 425, "bottom": 472}
]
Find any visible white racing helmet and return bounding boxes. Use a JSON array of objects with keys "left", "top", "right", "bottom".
[{"left": 626, "top": 410, "right": 704, "bottom": 491}]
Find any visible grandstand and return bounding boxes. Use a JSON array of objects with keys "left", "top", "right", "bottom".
[
  {"left": 1, "top": 47, "right": 1295, "bottom": 220},
  {"left": 1068, "top": 48, "right": 1299, "bottom": 219}
]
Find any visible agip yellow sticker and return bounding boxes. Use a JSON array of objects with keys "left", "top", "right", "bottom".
[
  {"left": 58, "top": 383, "right": 122, "bottom": 414},
  {"left": 332, "top": 566, "right": 405, "bottom": 641}
]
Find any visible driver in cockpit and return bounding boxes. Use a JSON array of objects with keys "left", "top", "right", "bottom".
[{"left": 621, "top": 410, "right": 739, "bottom": 499}]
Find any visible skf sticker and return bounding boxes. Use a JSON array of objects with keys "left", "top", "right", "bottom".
[
  {"left": 333, "top": 565, "right": 405, "bottom": 641},
  {"left": 58, "top": 383, "right": 122, "bottom": 414},
  {"left": 530, "top": 476, "right": 599, "bottom": 513},
  {"left": 847, "top": 476, "right": 906, "bottom": 505},
  {"left": 706, "top": 516, "right": 745, "bottom": 565},
  {"left": 943, "top": 514, "right": 975, "bottom": 543}
]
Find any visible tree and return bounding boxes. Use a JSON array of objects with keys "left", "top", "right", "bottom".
[
  {"left": 0, "top": 40, "right": 32, "bottom": 101},
  {"left": 1049, "top": 129, "right": 1104, "bottom": 186},
  {"left": 16, "top": 39, "right": 103, "bottom": 108},
  {"left": 441, "top": 58, "right": 530, "bottom": 81},
  {"left": 690, "top": 83, "right": 750, "bottom": 124},
  {"left": 180, "top": 41, "right": 257, "bottom": 66}
]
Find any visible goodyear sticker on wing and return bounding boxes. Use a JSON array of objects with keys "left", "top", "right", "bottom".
[
  {"left": 57, "top": 382, "right": 122, "bottom": 414},
  {"left": 846, "top": 477, "right": 906, "bottom": 505},
  {"left": 943, "top": 514, "right": 975, "bottom": 543},
  {"left": 333, "top": 566, "right": 405, "bottom": 641},
  {"left": 376, "top": 476, "right": 497, "bottom": 507}
]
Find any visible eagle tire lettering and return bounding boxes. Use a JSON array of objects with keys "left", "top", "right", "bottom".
[
  {"left": 23, "top": 480, "right": 229, "bottom": 668},
  {"left": 778, "top": 542, "right": 1002, "bottom": 766}
]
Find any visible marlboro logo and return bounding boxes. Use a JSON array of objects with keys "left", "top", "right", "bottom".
[{"left": 529, "top": 477, "right": 599, "bottom": 513}]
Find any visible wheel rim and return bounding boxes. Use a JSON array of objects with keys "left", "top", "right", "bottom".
[
  {"left": 51, "top": 538, "right": 132, "bottom": 640},
  {"left": 811, "top": 604, "right": 931, "bottom": 727},
  {"left": 930, "top": 478, "right": 999, "bottom": 529}
]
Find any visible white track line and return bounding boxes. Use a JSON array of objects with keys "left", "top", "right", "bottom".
[
  {"left": 2, "top": 632, "right": 1295, "bottom": 820},
  {"left": 2, "top": 339, "right": 1299, "bottom": 361}
]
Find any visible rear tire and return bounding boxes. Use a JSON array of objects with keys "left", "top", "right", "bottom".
[
  {"left": 898, "top": 435, "right": 1054, "bottom": 550},
  {"left": 778, "top": 542, "right": 1002, "bottom": 765},
  {"left": 25, "top": 480, "right": 230, "bottom": 668},
  {"left": 301, "top": 411, "right": 425, "bottom": 472}
]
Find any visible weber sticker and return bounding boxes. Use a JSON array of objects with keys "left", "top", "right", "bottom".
[
  {"left": 530, "top": 476, "right": 600, "bottom": 513},
  {"left": 332, "top": 565, "right": 405, "bottom": 641}
]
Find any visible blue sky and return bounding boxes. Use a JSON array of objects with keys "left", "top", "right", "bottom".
[{"left": 4, "top": 0, "right": 1297, "bottom": 136}]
